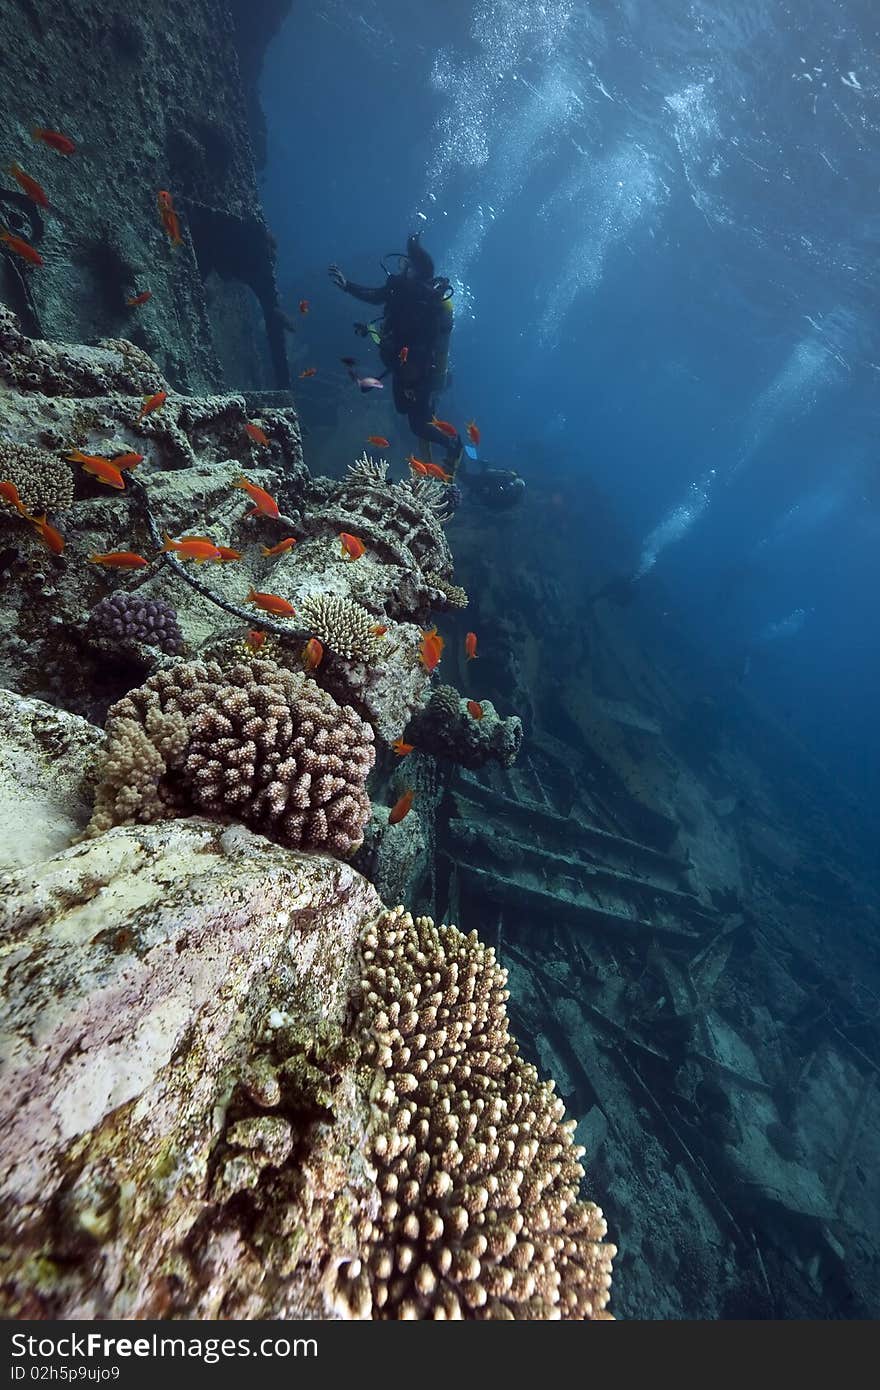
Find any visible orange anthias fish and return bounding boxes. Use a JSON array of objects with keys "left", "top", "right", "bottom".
[
  {"left": 391, "top": 739, "right": 414, "bottom": 757},
  {"left": 339, "top": 531, "right": 365, "bottom": 560},
  {"left": 244, "top": 422, "right": 270, "bottom": 447},
  {"left": 419, "top": 626, "right": 444, "bottom": 672},
  {"left": 466, "top": 419, "right": 480, "bottom": 447},
  {"left": 182, "top": 535, "right": 242, "bottom": 562},
  {"left": 234, "top": 475, "right": 280, "bottom": 519},
  {"left": 367, "top": 435, "right": 390, "bottom": 449},
  {"left": 110, "top": 452, "right": 144, "bottom": 470},
  {"left": 262, "top": 536, "right": 297, "bottom": 556},
  {"left": 389, "top": 789, "right": 414, "bottom": 825},
  {"left": 32, "top": 127, "right": 76, "bottom": 155},
  {"left": 299, "top": 299, "right": 309, "bottom": 314},
  {"left": 157, "top": 190, "right": 182, "bottom": 245},
  {"left": 139, "top": 390, "right": 167, "bottom": 418},
  {"left": 0, "top": 480, "right": 31, "bottom": 517},
  {"left": 0, "top": 229, "right": 42, "bottom": 266},
  {"left": 246, "top": 629, "right": 267, "bottom": 650},
  {"left": 465, "top": 631, "right": 478, "bottom": 660},
  {"left": 301, "top": 636, "right": 323, "bottom": 671},
  {"left": 399, "top": 345, "right": 409, "bottom": 365},
  {"left": 372, "top": 624, "right": 388, "bottom": 637},
  {"left": 89, "top": 551, "right": 149, "bottom": 569},
  {"left": 8, "top": 163, "right": 49, "bottom": 208},
  {"left": 126, "top": 291, "right": 152, "bottom": 307},
  {"left": 162, "top": 533, "right": 222, "bottom": 563},
  {"left": 29, "top": 513, "right": 64, "bottom": 555},
  {"left": 246, "top": 588, "right": 296, "bottom": 618},
  {"left": 67, "top": 450, "right": 126, "bottom": 489},
  {"left": 408, "top": 455, "right": 451, "bottom": 483},
  {"left": 430, "top": 415, "right": 458, "bottom": 439},
  {"left": 467, "top": 700, "right": 484, "bottom": 721},
  {"left": 299, "top": 367, "right": 317, "bottom": 378}
]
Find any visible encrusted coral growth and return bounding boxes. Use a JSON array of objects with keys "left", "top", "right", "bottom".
[
  {"left": 406, "top": 684, "right": 523, "bottom": 769},
  {"left": 301, "top": 466, "right": 453, "bottom": 579},
  {"left": 299, "top": 593, "right": 384, "bottom": 663},
  {"left": 88, "top": 657, "right": 375, "bottom": 855},
  {"left": 423, "top": 571, "right": 468, "bottom": 610},
  {"left": 0, "top": 441, "right": 74, "bottom": 515},
  {"left": 400, "top": 476, "right": 455, "bottom": 522},
  {"left": 88, "top": 591, "right": 186, "bottom": 656},
  {"left": 333, "top": 907, "right": 615, "bottom": 1319}
]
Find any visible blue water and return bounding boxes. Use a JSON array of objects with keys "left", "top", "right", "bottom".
[{"left": 260, "top": 0, "right": 880, "bottom": 806}]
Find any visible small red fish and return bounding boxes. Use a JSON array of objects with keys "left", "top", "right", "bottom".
[
  {"left": 391, "top": 739, "right": 414, "bottom": 757},
  {"left": 157, "top": 189, "right": 182, "bottom": 246},
  {"left": 234, "top": 475, "right": 280, "bottom": 519},
  {"left": 261, "top": 536, "right": 297, "bottom": 556},
  {"left": 419, "top": 626, "right": 444, "bottom": 672},
  {"left": 299, "top": 367, "right": 317, "bottom": 378},
  {"left": 299, "top": 299, "right": 309, "bottom": 314},
  {"left": 466, "top": 700, "right": 484, "bottom": 721},
  {"left": 466, "top": 420, "right": 480, "bottom": 447},
  {"left": 389, "top": 789, "right": 414, "bottom": 825},
  {"left": 465, "top": 631, "right": 478, "bottom": 660},
  {"left": 371, "top": 624, "right": 388, "bottom": 637},
  {"left": 430, "top": 415, "right": 458, "bottom": 439},
  {"left": 0, "top": 229, "right": 42, "bottom": 266},
  {"left": 246, "top": 588, "right": 296, "bottom": 618},
  {"left": 89, "top": 551, "right": 150, "bottom": 569},
  {"left": 246, "top": 629, "right": 267, "bottom": 650},
  {"left": 162, "top": 533, "right": 222, "bottom": 563},
  {"left": 409, "top": 457, "right": 429, "bottom": 477},
  {"left": 367, "top": 435, "right": 390, "bottom": 449},
  {"left": 110, "top": 452, "right": 144, "bottom": 470},
  {"left": 29, "top": 513, "right": 64, "bottom": 555},
  {"left": 68, "top": 450, "right": 126, "bottom": 489},
  {"left": 32, "top": 127, "right": 76, "bottom": 155},
  {"left": 8, "top": 163, "right": 49, "bottom": 208},
  {"left": 126, "top": 291, "right": 152, "bottom": 307},
  {"left": 139, "top": 390, "right": 167, "bottom": 418},
  {"left": 339, "top": 531, "right": 365, "bottom": 560},
  {"left": 398, "top": 345, "right": 409, "bottom": 365},
  {"left": 301, "top": 636, "right": 324, "bottom": 671},
  {"left": 183, "top": 536, "right": 242, "bottom": 562},
  {"left": 244, "top": 422, "right": 270, "bottom": 447},
  {"left": 0, "top": 480, "right": 31, "bottom": 517}
]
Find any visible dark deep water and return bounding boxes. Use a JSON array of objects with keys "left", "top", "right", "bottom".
[
  {"left": 261, "top": 0, "right": 880, "bottom": 807},
  {"left": 257, "top": 0, "right": 880, "bottom": 1319}
]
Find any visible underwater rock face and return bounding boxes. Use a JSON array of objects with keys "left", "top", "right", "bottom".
[
  {"left": 0, "top": 817, "right": 381, "bottom": 1319},
  {"left": 0, "top": 688, "right": 100, "bottom": 871},
  {"left": 0, "top": 0, "right": 287, "bottom": 391}
]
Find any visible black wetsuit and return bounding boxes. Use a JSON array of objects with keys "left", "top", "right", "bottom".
[{"left": 341, "top": 272, "right": 460, "bottom": 459}]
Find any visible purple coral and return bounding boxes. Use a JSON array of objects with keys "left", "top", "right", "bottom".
[{"left": 89, "top": 590, "right": 186, "bottom": 655}]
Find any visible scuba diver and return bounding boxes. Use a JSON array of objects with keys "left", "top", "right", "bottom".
[
  {"left": 329, "top": 231, "right": 526, "bottom": 511},
  {"left": 329, "top": 232, "right": 462, "bottom": 464}
]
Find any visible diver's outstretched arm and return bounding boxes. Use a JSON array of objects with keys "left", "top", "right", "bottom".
[{"left": 328, "top": 265, "right": 388, "bottom": 304}]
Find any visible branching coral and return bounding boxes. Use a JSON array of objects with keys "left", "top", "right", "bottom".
[
  {"left": 346, "top": 453, "right": 388, "bottom": 486},
  {"left": 332, "top": 907, "right": 615, "bottom": 1319},
  {"left": 299, "top": 593, "right": 384, "bottom": 663},
  {"left": 400, "top": 476, "right": 455, "bottom": 521},
  {"left": 88, "top": 591, "right": 186, "bottom": 655},
  {"left": 423, "top": 572, "right": 468, "bottom": 610},
  {"left": 0, "top": 442, "right": 74, "bottom": 515},
  {"left": 88, "top": 657, "right": 375, "bottom": 855}
]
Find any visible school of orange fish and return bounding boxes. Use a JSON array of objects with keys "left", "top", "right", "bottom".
[{"left": 0, "top": 127, "right": 488, "bottom": 826}]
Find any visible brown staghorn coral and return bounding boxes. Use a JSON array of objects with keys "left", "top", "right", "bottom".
[
  {"left": 88, "top": 657, "right": 375, "bottom": 855},
  {"left": 346, "top": 452, "right": 389, "bottom": 486},
  {"left": 299, "top": 592, "right": 384, "bottom": 663},
  {"left": 0, "top": 442, "right": 74, "bottom": 515},
  {"left": 332, "top": 907, "right": 615, "bottom": 1319}
]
